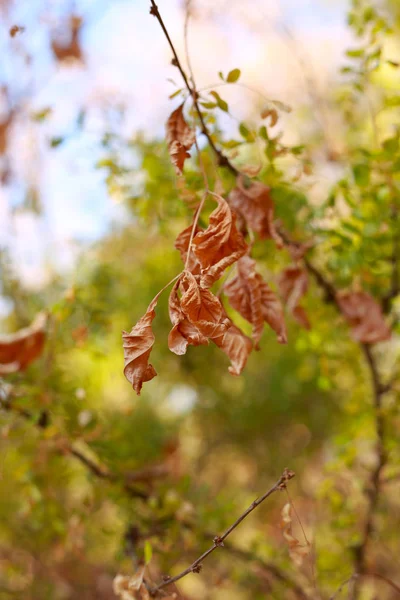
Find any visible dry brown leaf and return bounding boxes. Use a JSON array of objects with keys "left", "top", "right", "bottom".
[
  {"left": 0, "top": 313, "right": 47, "bottom": 375},
  {"left": 0, "top": 112, "right": 13, "bottom": 156},
  {"left": 192, "top": 194, "right": 247, "bottom": 288},
  {"left": 168, "top": 272, "right": 230, "bottom": 356},
  {"left": 278, "top": 266, "right": 310, "bottom": 330},
  {"left": 174, "top": 223, "right": 201, "bottom": 275},
  {"left": 168, "top": 281, "right": 208, "bottom": 355},
  {"left": 229, "top": 176, "right": 283, "bottom": 247},
  {"left": 281, "top": 503, "right": 311, "bottom": 567},
  {"left": 179, "top": 271, "right": 230, "bottom": 339},
  {"left": 166, "top": 103, "right": 196, "bottom": 174},
  {"left": 224, "top": 255, "right": 287, "bottom": 347},
  {"left": 51, "top": 16, "right": 83, "bottom": 63},
  {"left": 260, "top": 107, "right": 278, "bottom": 126},
  {"left": 123, "top": 297, "right": 160, "bottom": 395},
  {"left": 9, "top": 25, "right": 25, "bottom": 37},
  {"left": 213, "top": 318, "right": 252, "bottom": 375},
  {"left": 336, "top": 290, "right": 391, "bottom": 344}
]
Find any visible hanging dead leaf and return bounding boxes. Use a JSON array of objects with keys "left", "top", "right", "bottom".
[
  {"left": 166, "top": 103, "right": 196, "bottom": 174},
  {"left": 278, "top": 266, "right": 310, "bottom": 329},
  {"left": 281, "top": 503, "right": 311, "bottom": 567},
  {"left": 51, "top": 16, "right": 83, "bottom": 63},
  {"left": 192, "top": 194, "right": 247, "bottom": 288},
  {"left": 229, "top": 176, "right": 283, "bottom": 247},
  {"left": 336, "top": 290, "right": 391, "bottom": 344},
  {"left": 174, "top": 223, "right": 201, "bottom": 275},
  {"left": 213, "top": 317, "right": 253, "bottom": 375},
  {"left": 0, "top": 313, "right": 47, "bottom": 375},
  {"left": 168, "top": 271, "right": 231, "bottom": 359},
  {"left": 168, "top": 280, "right": 208, "bottom": 355},
  {"left": 123, "top": 296, "right": 160, "bottom": 395},
  {"left": 224, "top": 255, "right": 287, "bottom": 347}
]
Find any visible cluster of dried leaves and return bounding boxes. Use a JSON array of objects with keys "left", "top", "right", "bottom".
[{"left": 122, "top": 103, "right": 391, "bottom": 395}]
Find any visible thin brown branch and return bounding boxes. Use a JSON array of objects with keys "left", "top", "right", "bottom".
[
  {"left": 351, "top": 345, "right": 387, "bottom": 598},
  {"left": 149, "top": 0, "right": 238, "bottom": 175},
  {"left": 149, "top": 468, "right": 295, "bottom": 595}
]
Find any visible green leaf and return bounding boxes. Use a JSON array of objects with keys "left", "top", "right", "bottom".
[
  {"left": 144, "top": 541, "right": 153, "bottom": 565},
  {"left": 218, "top": 71, "right": 225, "bottom": 81},
  {"left": 352, "top": 164, "right": 370, "bottom": 187},
  {"left": 226, "top": 68, "right": 241, "bottom": 83},
  {"left": 31, "top": 107, "right": 52, "bottom": 122},
  {"left": 50, "top": 136, "right": 64, "bottom": 148},
  {"left": 169, "top": 88, "right": 183, "bottom": 99},
  {"left": 239, "top": 122, "right": 250, "bottom": 140},
  {"left": 200, "top": 101, "right": 217, "bottom": 109},
  {"left": 209, "top": 91, "right": 228, "bottom": 112},
  {"left": 346, "top": 48, "right": 364, "bottom": 59}
]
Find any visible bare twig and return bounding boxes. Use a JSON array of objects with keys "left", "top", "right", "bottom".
[
  {"left": 149, "top": 468, "right": 295, "bottom": 595},
  {"left": 351, "top": 345, "right": 387, "bottom": 597}
]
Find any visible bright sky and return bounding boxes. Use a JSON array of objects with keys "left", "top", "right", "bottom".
[{"left": 0, "top": 0, "right": 351, "bottom": 299}]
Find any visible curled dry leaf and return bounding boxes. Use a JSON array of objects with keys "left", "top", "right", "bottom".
[
  {"left": 260, "top": 107, "right": 278, "bottom": 126},
  {"left": 192, "top": 194, "right": 247, "bottom": 288},
  {"left": 166, "top": 103, "right": 196, "bottom": 174},
  {"left": 213, "top": 316, "right": 252, "bottom": 375},
  {"left": 224, "top": 255, "right": 287, "bottom": 347},
  {"left": 168, "top": 272, "right": 230, "bottom": 356},
  {"left": 123, "top": 296, "right": 160, "bottom": 395},
  {"left": 336, "top": 290, "right": 391, "bottom": 344},
  {"left": 168, "top": 280, "right": 208, "bottom": 355},
  {"left": 175, "top": 223, "right": 201, "bottom": 275},
  {"left": 281, "top": 503, "right": 311, "bottom": 567},
  {"left": 229, "top": 176, "right": 283, "bottom": 247},
  {"left": 278, "top": 266, "right": 310, "bottom": 330},
  {"left": 0, "top": 312, "right": 47, "bottom": 375}
]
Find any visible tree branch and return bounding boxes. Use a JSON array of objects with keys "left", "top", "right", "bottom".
[
  {"left": 149, "top": 0, "right": 238, "bottom": 174},
  {"left": 149, "top": 468, "right": 295, "bottom": 595}
]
